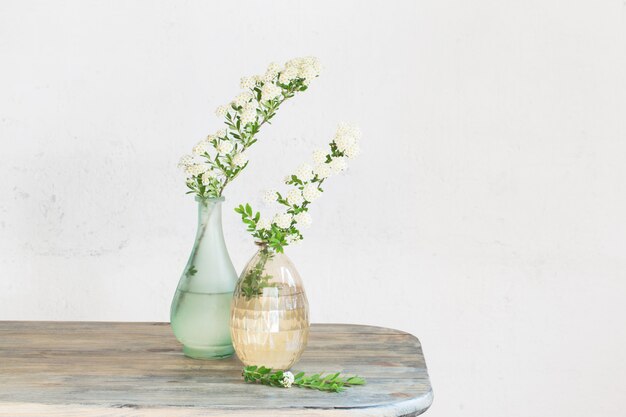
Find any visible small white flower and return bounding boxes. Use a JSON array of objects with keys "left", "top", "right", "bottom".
[
  {"left": 302, "top": 56, "right": 321, "bottom": 78},
  {"left": 263, "top": 62, "right": 281, "bottom": 82},
  {"left": 261, "top": 83, "right": 282, "bottom": 102},
  {"left": 240, "top": 109, "right": 257, "bottom": 125},
  {"left": 284, "top": 57, "right": 301, "bottom": 68},
  {"left": 299, "top": 58, "right": 320, "bottom": 80},
  {"left": 312, "top": 149, "right": 326, "bottom": 164},
  {"left": 206, "top": 134, "right": 217, "bottom": 142},
  {"left": 185, "top": 163, "right": 210, "bottom": 177},
  {"left": 216, "top": 129, "right": 227, "bottom": 138},
  {"left": 286, "top": 188, "right": 304, "bottom": 206},
  {"left": 302, "top": 183, "right": 322, "bottom": 202},
  {"left": 242, "top": 100, "right": 258, "bottom": 112},
  {"left": 233, "top": 92, "right": 253, "bottom": 107},
  {"left": 192, "top": 140, "right": 209, "bottom": 156},
  {"left": 240, "top": 76, "right": 257, "bottom": 89},
  {"left": 282, "top": 56, "right": 321, "bottom": 83},
  {"left": 281, "top": 371, "right": 295, "bottom": 388},
  {"left": 294, "top": 163, "right": 314, "bottom": 182},
  {"left": 313, "top": 163, "right": 331, "bottom": 179},
  {"left": 293, "top": 212, "right": 312, "bottom": 229},
  {"left": 345, "top": 142, "right": 360, "bottom": 159},
  {"left": 301, "top": 65, "right": 318, "bottom": 81},
  {"left": 267, "top": 62, "right": 281, "bottom": 73},
  {"left": 334, "top": 122, "right": 361, "bottom": 152},
  {"left": 201, "top": 170, "right": 218, "bottom": 185},
  {"left": 256, "top": 217, "right": 271, "bottom": 231},
  {"left": 239, "top": 101, "right": 258, "bottom": 125},
  {"left": 329, "top": 157, "right": 348, "bottom": 174},
  {"left": 215, "top": 140, "right": 234, "bottom": 154},
  {"left": 334, "top": 134, "right": 354, "bottom": 152},
  {"left": 215, "top": 105, "right": 229, "bottom": 117},
  {"left": 178, "top": 154, "right": 195, "bottom": 168},
  {"left": 336, "top": 122, "right": 361, "bottom": 139},
  {"left": 262, "top": 189, "right": 278, "bottom": 205},
  {"left": 273, "top": 212, "right": 293, "bottom": 229},
  {"left": 285, "top": 234, "right": 301, "bottom": 245},
  {"left": 232, "top": 152, "right": 248, "bottom": 167},
  {"left": 278, "top": 66, "right": 298, "bottom": 84}
]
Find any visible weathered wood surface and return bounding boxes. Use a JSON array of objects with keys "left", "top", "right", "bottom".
[{"left": 0, "top": 322, "right": 432, "bottom": 416}]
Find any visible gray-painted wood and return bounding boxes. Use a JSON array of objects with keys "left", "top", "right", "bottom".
[{"left": 0, "top": 322, "right": 432, "bottom": 416}]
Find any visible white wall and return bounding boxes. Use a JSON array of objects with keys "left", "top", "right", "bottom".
[{"left": 1, "top": 1, "right": 625, "bottom": 416}]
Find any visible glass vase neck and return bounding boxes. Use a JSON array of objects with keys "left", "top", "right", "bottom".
[{"left": 195, "top": 196, "right": 225, "bottom": 223}]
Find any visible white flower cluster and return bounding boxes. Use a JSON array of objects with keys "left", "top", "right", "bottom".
[
  {"left": 261, "top": 83, "right": 282, "bottom": 102},
  {"left": 273, "top": 212, "right": 293, "bottom": 229},
  {"left": 263, "top": 62, "right": 281, "bottom": 83},
  {"left": 303, "top": 183, "right": 322, "bottom": 201},
  {"left": 201, "top": 169, "right": 219, "bottom": 185},
  {"left": 281, "top": 371, "right": 295, "bottom": 388},
  {"left": 217, "top": 56, "right": 321, "bottom": 116},
  {"left": 232, "top": 152, "right": 248, "bottom": 167},
  {"left": 279, "top": 57, "right": 321, "bottom": 85},
  {"left": 215, "top": 105, "right": 229, "bottom": 118},
  {"left": 215, "top": 140, "right": 233, "bottom": 154},
  {"left": 334, "top": 122, "right": 361, "bottom": 159}
]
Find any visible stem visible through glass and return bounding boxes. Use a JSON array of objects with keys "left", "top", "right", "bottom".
[{"left": 240, "top": 244, "right": 276, "bottom": 299}]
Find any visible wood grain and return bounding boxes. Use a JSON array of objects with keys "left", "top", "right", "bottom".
[{"left": 0, "top": 322, "right": 432, "bottom": 416}]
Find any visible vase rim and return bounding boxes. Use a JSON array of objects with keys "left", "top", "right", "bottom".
[{"left": 195, "top": 196, "right": 225, "bottom": 203}]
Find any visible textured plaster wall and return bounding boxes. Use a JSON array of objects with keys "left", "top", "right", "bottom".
[{"left": 1, "top": 1, "right": 626, "bottom": 416}]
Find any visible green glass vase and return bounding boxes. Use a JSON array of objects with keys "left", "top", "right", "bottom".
[{"left": 170, "top": 197, "right": 237, "bottom": 359}]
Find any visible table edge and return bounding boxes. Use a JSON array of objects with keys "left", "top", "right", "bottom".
[{"left": 0, "top": 391, "right": 433, "bottom": 417}]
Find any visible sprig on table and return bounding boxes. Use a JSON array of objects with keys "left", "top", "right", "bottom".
[{"left": 242, "top": 366, "right": 366, "bottom": 393}]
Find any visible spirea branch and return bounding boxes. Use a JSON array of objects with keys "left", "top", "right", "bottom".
[
  {"left": 235, "top": 123, "right": 361, "bottom": 253},
  {"left": 242, "top": 366, "right": 366, "bottom": 393},
  {"left": 178, "top": 57, "right": 322, "bottom": 199}
]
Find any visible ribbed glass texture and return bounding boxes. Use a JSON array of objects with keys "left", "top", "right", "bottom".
[{"left": 230, "top": 247, "right": 309, "bottom": 370}]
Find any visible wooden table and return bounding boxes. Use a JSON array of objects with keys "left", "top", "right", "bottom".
[{"left": 0, "top": 322, "right": 433, "bottom": 416}]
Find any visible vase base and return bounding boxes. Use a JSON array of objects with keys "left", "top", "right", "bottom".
[{"left": 182, "top": 345, "right": 234, "bottom": 360}]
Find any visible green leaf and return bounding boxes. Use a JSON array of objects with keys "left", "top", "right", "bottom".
[{"left": 346, "top": 376, "right": 366, "bottom": 385}]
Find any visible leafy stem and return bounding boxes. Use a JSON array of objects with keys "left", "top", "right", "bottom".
[
  {"left": 235, "top": 203, "right": 296, "bottom": 253},
  {"left": 242, "top": 366, "right": 366, "bottom": 393},
  {"left": 237, "top": 245, "right": 275, "bottom": 299}
]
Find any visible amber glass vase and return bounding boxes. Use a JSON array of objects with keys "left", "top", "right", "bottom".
[{"left": 230, "top": 245, "right": 309, "bottom": 370}]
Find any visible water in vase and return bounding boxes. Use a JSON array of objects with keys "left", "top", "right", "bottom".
[{"left": 171, "top": 290, "right": 234, "bottom": 359}]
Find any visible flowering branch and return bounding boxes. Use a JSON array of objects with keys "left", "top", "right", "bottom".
[
  {"left": 235, "top": 123, "right": 361, "bottom": 253},
  {"left": 178, "top": 57, "right": 322, "bottom": 199},
  {"left": 242, "top": 366, "right": 366, "bottom": 393}
]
